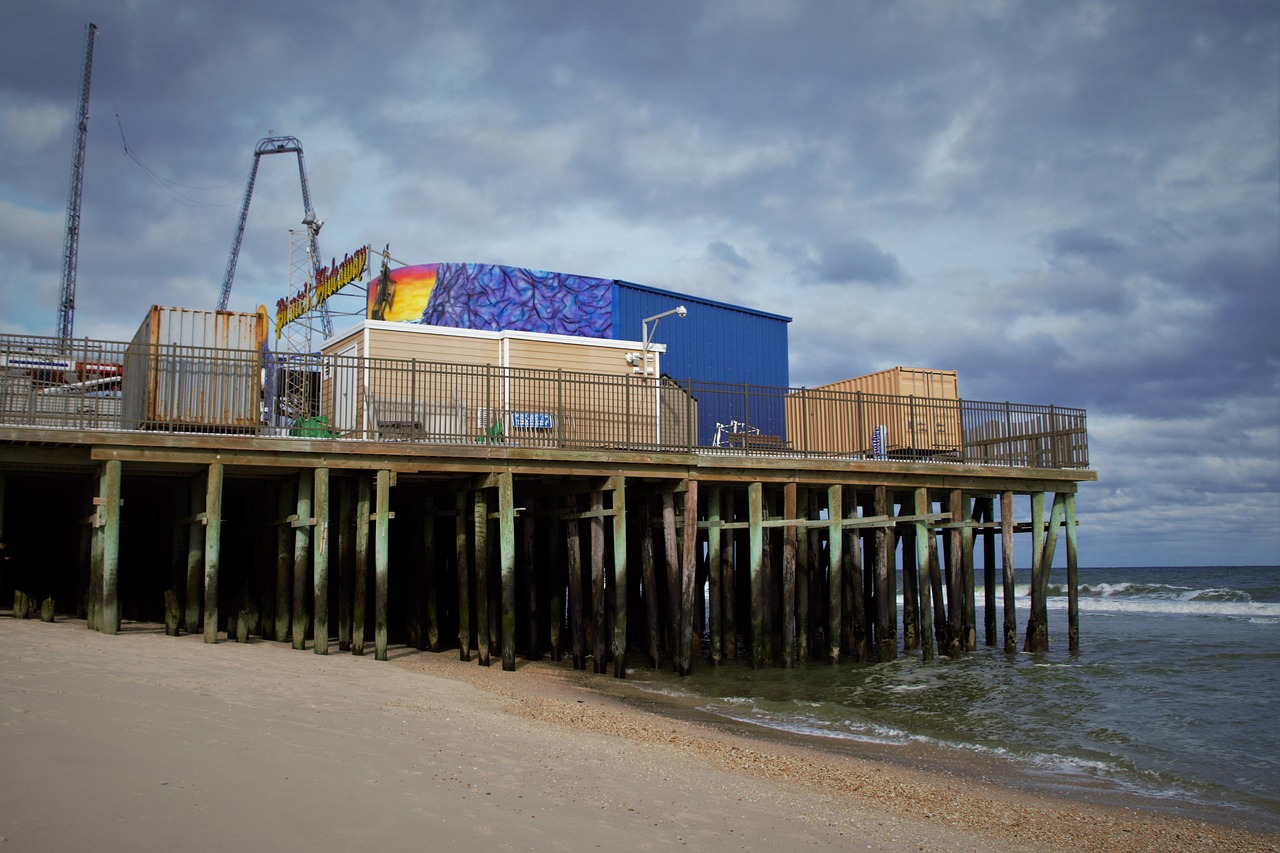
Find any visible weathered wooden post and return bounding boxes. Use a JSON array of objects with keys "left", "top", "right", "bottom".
[
  {"left": 338, "top": 479, "right": 353, "bottom": 651},
  {"left": 186, "top": 473, "right": 207, "bottom": 635},
  {"left": 203, "top": 461, "right": 223, "bottom": 644},
  {"left": 313, "top": 467, "right": 330, "bottom": 655},
  {"left": 796, "top": 487, "right": 811, "bottom": 663},
  {"left": 499, "top": 471, "right": 517, "bottom": 672},
  {"left": 273, "top": 481, "right": 292, "bottom": 642},
  {"left": 706, "top": 487, "right": 723, "bottom": 665},
  {"left": 473, "top": 487, "right": 490, "bottom": 666},
  {"left": 640, "top": 501, "right": 661, "bottom": 668},
  {"left": 522, "top": 512, "right": 536, "bottom": 661},
  {"left": 874, "top": 486, "right": 896, "bottom": 662},
  {"left": 900, "top": 502, "right": 918, "bottom": 651},
  {"left": 959, "top": 491, "right": 976, "bottom": 652},
  {"left": 548, "top": 511, "right": 563, "bottom": 662},
  {"left": 590, "top": 488, "right": 607, "bottom": 674},
  {"left": 1024, "top": 491, "right": 1048, "bottom": 653},
  {"left": 164, "top": 589, "right": 180, "bottom": 635},
  {"left": 1001, "top": 490, "right": 1017, "bottom": 653},
  {"left": 976, "top": 497, "right": 997, "bottom": 647},
  {"left": 292, "top": 471, "right": 313, "bottom": 650},
  {"left": 374, "top": 469, "right": 391, "bottom": 661},
  {"left": 566, "top": 495, "right": 585, "bottom": 670},
  {"left": 913, "top": 487, "right": 935, "bottom": 662},
  {"left": 661, "top": 490, "right": 679, "bottom": 660},
  {"left": 782, "top": 482, "right": 798, "bottom": 668},
  {"left": 748, "top": 481, "right": 765, "bottom": 668},
  {"left": 846, "top": 489, "right": 867, "bottom": 662},
  {"left": 455, "top": 489, "right": 470, "bottom": 662},
  {"left": 721, "top": 488, "right": 737, "bottom": 661},
  {"left": 945, "top": 489, "right": 964, "bottom": 658},
  {"left": 826, "top": 484, "right": 843, "bottom": 664},
  {"left": 353, "top": 475, "right": 370, "bottom": 656},
  {"left": 678, "top": 479, "right": 699, "bottom": 676},
  {"left": 1065, "top": 492, "right": 1080, "bottom": 653},
  {"left": 610, "top": 476, "right": 628, "bottom": 679},
  {"left": 100, "top": 459, "right": 122, "bottom": 635}
]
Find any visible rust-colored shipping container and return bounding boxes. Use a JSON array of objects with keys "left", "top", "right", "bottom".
[
  {"left": 122, "top": 306, "right": 266, "bottom": 431},
  {"left": 786, "top": 366, "right": 961, "bottom": 459}
]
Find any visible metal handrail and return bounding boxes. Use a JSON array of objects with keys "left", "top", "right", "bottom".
[{"left": 0, "top": 333, "right": 1089, "bottom": 469}]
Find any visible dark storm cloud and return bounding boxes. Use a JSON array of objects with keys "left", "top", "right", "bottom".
[{"left": 1, "top": 0, "right": 1276, "bottom": 564}]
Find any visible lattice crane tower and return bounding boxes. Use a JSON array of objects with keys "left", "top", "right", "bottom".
[{"left": 56, "top": 23, "right": 98, "bottom": 346}]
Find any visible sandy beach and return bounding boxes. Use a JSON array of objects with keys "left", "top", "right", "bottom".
[{"left": 0, "top": 617, "right": 1273, "bottom": 852}]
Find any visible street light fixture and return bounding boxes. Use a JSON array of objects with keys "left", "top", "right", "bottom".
[{"left": 634, "top": 305, "right": 687, "bottom": 375}]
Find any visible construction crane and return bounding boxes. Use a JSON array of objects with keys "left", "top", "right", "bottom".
[
  {"left": 56, "top": 22, "right": 99, "bottom": 346},
  {"left": 218, "top": 135, "right": 332, "bottom": 336}
]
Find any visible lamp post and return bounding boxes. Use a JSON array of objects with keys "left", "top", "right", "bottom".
[
  {"left": 637, "top": 305, "right": 687, "bottom": 376},
  {"left": 627, "top": 306, "right": 687, "bottom": 447}
]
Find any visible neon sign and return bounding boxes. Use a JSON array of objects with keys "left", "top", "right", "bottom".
[{"left": 275, "top": 245, "right": 369, "bottom": 338}]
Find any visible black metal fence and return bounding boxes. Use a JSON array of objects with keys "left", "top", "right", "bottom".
[{"left": 0, "top": 333, "right": 1088, "bottom": 469}]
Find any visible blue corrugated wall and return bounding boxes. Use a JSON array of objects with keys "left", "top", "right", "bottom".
[{"left": 612, "top": 281, "right": 791, "bottom": 444}]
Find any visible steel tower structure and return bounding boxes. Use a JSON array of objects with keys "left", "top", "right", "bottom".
[
  {"left": 56, "top": 23, "right": 99, "bottom": 346},
  {"left": 218, "top": 135, "right": 331, "bottom": 336}
]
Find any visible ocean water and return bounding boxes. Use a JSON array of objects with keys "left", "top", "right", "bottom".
[{"left": 624, "top": 566, "right": 1280, "bottom": 832}]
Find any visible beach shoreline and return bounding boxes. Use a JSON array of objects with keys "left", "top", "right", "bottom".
[{"left": 1, "top": 616, "right": 1274, "bottom": 852}]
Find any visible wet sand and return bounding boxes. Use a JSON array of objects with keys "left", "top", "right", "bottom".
[{"left": 1, "top": 617, "right": 1274, "bottom": 852}]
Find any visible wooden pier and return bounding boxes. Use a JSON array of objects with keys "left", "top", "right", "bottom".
[{"left": 0, "top": 425, "right": 1094, "bottom": 674}]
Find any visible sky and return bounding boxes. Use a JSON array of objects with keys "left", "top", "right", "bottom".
[{"left": 2, "top": 1, "right": 1277, "bottom": 567}]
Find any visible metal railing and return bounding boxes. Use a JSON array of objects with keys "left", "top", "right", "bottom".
[{"left": 0, "top": 333, "right": 1089, "bottom": 469}]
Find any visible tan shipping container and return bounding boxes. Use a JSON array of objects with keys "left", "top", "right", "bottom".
[{"left": 786, "top": 366, "right": 961, "bottom": 458}]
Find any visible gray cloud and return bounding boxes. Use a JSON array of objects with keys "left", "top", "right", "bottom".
[{"left": 1, "top": 0, "right": 1276, "bottom": 565}]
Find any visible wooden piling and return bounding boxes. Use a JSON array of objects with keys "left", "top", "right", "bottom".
[
  {"left": 353, "top": 475, "right": 370, "bottom": 656},
  {"left": 374, "top": 469, "right": 391, "bottom": 662},
  {"left": 100, "top": 459, "right": 122, "bottom": 635},
  {"left": 1065, "top": 493, "right": 1080, "bottom": 653},
  {"left": 707, "top": 487, "right": 723, "bottom": 665},
  {"left": 548, "top": 511, "right": 563, "bottom": 662},
  {"left": 1001, "top": 490, "right": 1017, "bottom": 653},
  {"left": 274, "top": 481, "right": 292, "bottom": 643},
  {"left": 203, "top": 462, "right": 223, "bottom": 644},
  {"left": 846, "top": 488, "right": 867, "bottom": 662},
  {"left": 338, "top": 479, "right": 353, "bottom": 651},
  {"left": 313, "top": 467, "right": 330, "bottom": 655},
  {"left": 610, "top": 476, "right": 628, "bottom": 679},
  {"left": 522, "top": 512, "right": 536, "bottom": 661},
  {"left": 873, "top": 486, "right": 895, "bottom": 662},
  {"left": 945, "top": 489, "right": 963, "bottom": 658},
  {"left": 1024, "top": 491, "right": 1048, "bottom": 653},
  {"left": 164, "top": 588, "right": 180, "bottom": 636},
  {"left": 499, "top": 471, "right": 517, "bottom": 672},
  {"left": 913, "top": 487, "right": 935, "bottom": 662},
  {"left": 721, "top": 488, "right": 737, "bottom": 661},
  {"left": 292, "top": 472, "right": 313, "bottom": 650},
  {"left": 590, "top": 488, "right": 606, "bottom": 674},
  {"left": 678, "top": 479, "right": 699, "bottom": 676},
  {"left": 640, "top": 501, "right": 661, "bottom": 668},
  {"left": 796, "top": 487, "right": 811, "bottom": 663},
  {"left": 473, "top": 487, "right": 490, "bottom": 667},
  {"left": 900, "top": 502, "right": 918, "bottom": 651},
  {"left": 826, "top": 484, "right": 842, "bottom": 664},
  {"left": 977, "top": 497, "right": 997, "bottom": 647},
  {"left": 425, "top": 495, "right": 441, "bottom": 653},
  {"left": 959, "top": 492, "right": 976, "bottom": 652},
  {"left": 748, "top": 481, "right": 765, "bottom": 668},
  {"left": 661, "top": 490, "right": 679, "bottom": 660},
  {"left": 782, "top": 482, "right": 798, "bottom": 668},
  {"left": 186, "top": 474, "right": 207, "bottom": 635},
  {"left": 566, "top": 496, "right": 585, "bottom": 670}
]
